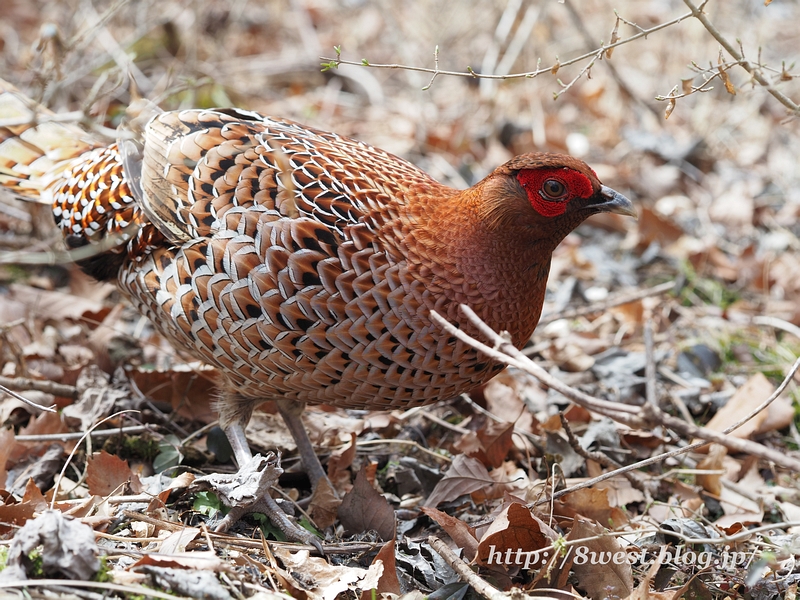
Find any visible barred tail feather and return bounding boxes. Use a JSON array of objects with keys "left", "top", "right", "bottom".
[
  {"left": 0, "top": 78, "right": 158, "bottom": 282},
  {"left": 0, "top": 79, "right": 98, "bottom": 201}
]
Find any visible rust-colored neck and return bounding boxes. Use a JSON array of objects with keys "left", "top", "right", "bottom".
[{"left": 379, "top": 174, "right": 561, "bottom": 348}]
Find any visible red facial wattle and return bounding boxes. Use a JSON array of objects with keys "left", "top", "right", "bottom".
[{"left": 516, "top": 167, "right": 594, "bottom": 217}]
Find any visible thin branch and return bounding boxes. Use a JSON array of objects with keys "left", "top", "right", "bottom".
[
  {"left": 0, "top": 221, "right": 140, "bottom": 265},
  {"left": 538, "top": 280, "right": 677, "bottom": 326},
  {"left": 431, "top": 305, "right": 800, "bottom": 474},
  {"left": 559, "top": 413, "right": 650, "bottom": 494},
  {"left": 0, "top": 376, "right": 78, "bottom": 399},
  {"left": 16, "top": 425, "right": 151, "bottom": 442},
  {"left": 0, "top": 384, "right": 57, "bottom": 413},
  {"left": 428, "top": 310, "right": 641, "bottom": 417},
  {"left": 683, "top": 0, "right": 800, "bottom": 115},
  {"left": 320, "top": 8, "right": 696, "bottom": 87},
  {"left": 428, "top": 536, "right": 506, "bottom": 600}
]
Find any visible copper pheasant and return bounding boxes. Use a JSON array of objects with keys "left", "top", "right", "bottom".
[{"left": 0, "top": 79, "right": 635, "bottom": 545}]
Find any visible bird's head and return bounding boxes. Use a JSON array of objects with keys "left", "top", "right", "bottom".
[{"left": 476, "top": 153, "right": 635, "bottom": 239}]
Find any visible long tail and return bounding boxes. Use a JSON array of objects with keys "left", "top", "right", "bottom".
[
  {"left": 0, "top": 79, "right": 98, "bottom": 201},
  {"left": 0, "top": 78, "right": 153, "bottom": 280}
]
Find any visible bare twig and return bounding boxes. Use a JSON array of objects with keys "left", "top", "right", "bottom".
[
  {"left": 428, "top": 536, "right": 506, "bottom": 600},
  {"left": 753, "top": 315, "right": 800, "bottom": 340},
  {"left": 0, "top": 383, "right": 57, "bottom": 413},
  {"left": 0, "top": 376, "right": 78, "bottom": 399},
  {"left": 16, "top": 425, "right": 151, "bottom": 442},
  {"left": 642, "top": 298, "right": 659, "bottom": 410},
  {"left": 320, "top": 8, "right": 696, "bottom": 87},
  {"left": 0, "top": 221, "right": 140, "bottom": 265},
  {"left": 563, "top": 0, "right": 659, "bottom": 116},
  {"left": 538, "top": 280, "right": 677, "bottom": 326},
  {"left": 559, "top": 413, "right": 649, "bottom": 494},
  {"left": 682, "top": 0, "right": 800, "bottom": 115},
  {"left": 430, "top": 305, "right": 800, "bottom": 473}
]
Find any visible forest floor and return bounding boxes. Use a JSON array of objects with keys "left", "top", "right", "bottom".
[{"left": 0, "top": 0, "right": 799, "bottom": 598}]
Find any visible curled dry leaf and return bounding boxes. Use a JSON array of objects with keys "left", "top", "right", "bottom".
[
  {"left": 419, "top": 506, "right": 479, "bottom": 561},
  {"left": 698, "top": 372, "right": 791, "bottom": 444},
  {"left": 309, "top": 476, "right": 341, "bottom": 529},
  {"left": 131, "top": 551, "right": 226, "bottom": 572},
  {"left": 327, "top": 431, "right": 357, "bottom": 482},
  {"left": 0, "top": 510, "right": 99, "bottom": 581},
  {"left": 362, "top": 536, "right": 401, "bottom": 598},
  {"left": 453, "top": 420, "right": 515, "bottom": 469},
  {"left": 696, "top": 443, "right": 727, "bottom": 496},
  {"left": 554, "top": 487, "right": 629, "bottom": 529},
  {"left": 272, "top": 547, "right": 384, "bottom": 600}
]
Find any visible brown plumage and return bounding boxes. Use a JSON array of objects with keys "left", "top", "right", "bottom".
[{"left": 0, "top": 79, "right": 635, "bottom": 544}]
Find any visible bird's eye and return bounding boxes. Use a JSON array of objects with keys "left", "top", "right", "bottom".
[{"left": 541, "top": 179, "right": 567, "bottom": 200}]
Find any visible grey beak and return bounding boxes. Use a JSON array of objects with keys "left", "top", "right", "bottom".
[{"left": 597, "top": 185, "right": 637, "bottom": 219}]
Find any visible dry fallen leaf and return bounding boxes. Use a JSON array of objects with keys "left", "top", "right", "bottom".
[
  {"left": 362, "top": 537, "right": 401, "bottom": 598},
  {"left": 424, "top": 454, "right": 494, "bottom": 508},
  {"left": 419, "top": 506, "right": 479, "bottom": 561},
  {"left": 696, "top": 443, "right": 727, "bottom": 496},
  {"left": 698, "top": 372, "right": 783, "bottom": 443},
  {"left": 338, "top": 466, "right": 395, "bottom": 541},
  {"left": 475, "top": 502, "right": 557, "bottom": 568},
  {"left": 555, "top": 487, "right": 629, "bottom": 529},
  {"left": 86, "top": 450, "right": 135, "bottom": 497},
  {"left": 453, "top": 420, "right": 515, "bottom": 469},
  {"left": 567, "top": 516, "right": 634, "bottom": 599}
]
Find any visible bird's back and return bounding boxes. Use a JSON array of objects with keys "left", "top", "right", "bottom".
[{"left": 0, "top": 86, "right": 504, "bottom": 410}]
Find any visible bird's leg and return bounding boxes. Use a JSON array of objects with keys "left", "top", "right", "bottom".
[
  {"left": 209, "top": 416, "right": 324, "bottom": 554},
  {"left": 276, "top": 399, "right": 331, "bottom": 490},
  {"left": 225, "top": 421, "right": 253, "bottom": 466}
]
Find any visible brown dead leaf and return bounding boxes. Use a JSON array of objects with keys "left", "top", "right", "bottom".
[
  {"left": 696, "top": 443, "right": 726, "bottom": 496},
  {"left": 715, "top": 464, "right": 764, "bottom": 527},
  {"left": 697, "top": 372, "right": 781, "bottom": 444},
  {"left": 595, "top": 477, "right": 647, "bottom": 508},
  {"left": 0, "top": 501, "right": 36, "bottom": 535},
  {"left": 419, "top": 506, "right": 479, "bottom": 561},
  {"left": 338, "top": 466, "right": 395, "bottom": 541},
  {"left": 159, "top": 527, "right": 201, "bottom": 554},
  {"left": 327, "top": 432, "right": 357, "bottom": 482},
  {"left": 130, "top": 364, "right": 218, "bottom": 424},
  {"left": 362, "top": 537, "right": 401, "bottom": 598},
  {"left": 452, "top": 430, "right": 482, "bottom": 456},
  {"left": 86, "top": 450, "right": 134, "bottom": 497},
  {"left": 482, "top": 372, "right": 538, "bottom": 435},
  {"left": 540, "top": 413, "right": 564, "bottom": 433},
  {"left": 556, "top": 487, "right": 629, "bottom": 528},
  {"left": 272, "top": 547, "right": 383, "bottom": 600},
  {"left": 454, "top": 421, "right": 514, "bottom": 469},
  {"left": 636, "top": 207, "right": 684, "bottom": 249},
  {"left": 424, "top": 454, "right": 494, "bottom": 508},
  {"left": 157, "top": 472, "right": 195, "bottom": 503},
  {"left": 568, "top": 516, "right": 633, "bottom": 599},
  {"left": 622, "top": 549, "right": 670, "bottom": 600},
  {"left": 9, "top": 283, "right": 109, "bottom": 323},
  {"left": 22, "top": 479, "right": 48, "bottom": 511},
  {"left": 475, "top": 502, "right": 557, "bottom": 568},
  {"left": 309, "top": 476, "right": 341, "bottom": 529},
  {"left": 10, "top": 412, "right": 70, "bottom": 464},
  {"left": 0, "top": 426, "right": 15, "bottom": 487},
  {"left": 130, "top": 551, "right": 226, "bottom": 572}
]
